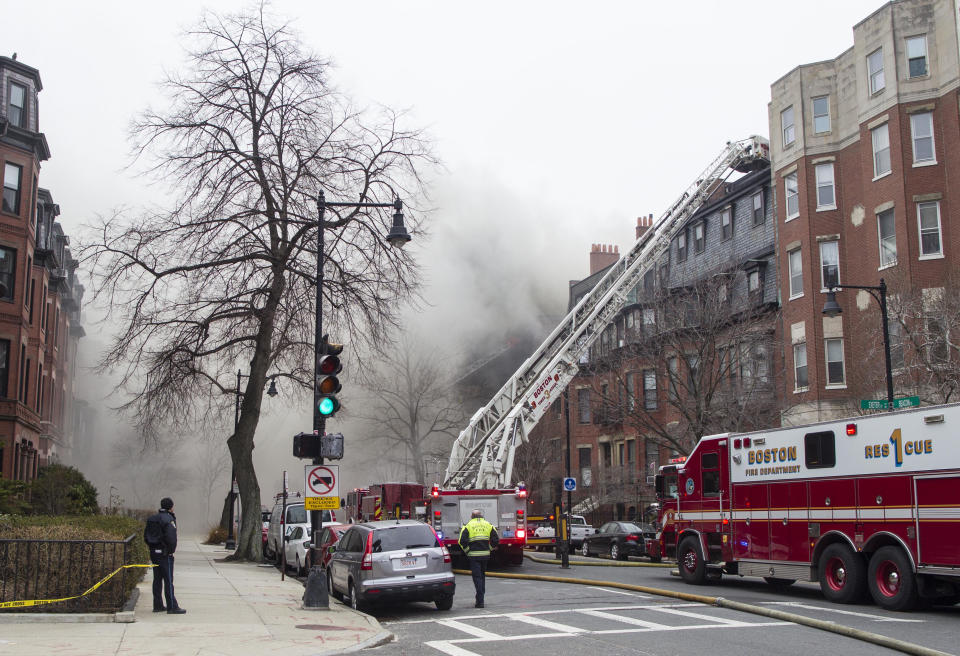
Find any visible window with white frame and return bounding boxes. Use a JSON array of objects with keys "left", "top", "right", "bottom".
[
  {"left": 752, "top": 191, "right": 764, "bottom": 225},
  {"left": 812, "top": 96, "right": 830, "bottom": 134},
  {"left": 2, "top": 163, "right": 22, "bottom": 215},
  {"left": 825, "top": 338, "right": 845, "bottom": 386},
  {"left": 667, "top": 356, "right": 679, "bottom": 401},
  {"left": 910, "top": 112, "right": 935, "bottom": 164},
  {"left": 878, "top": 208, "right": 897, "bottom": 267},
  {"left": 889, "top": 319, "right": 905, "bottom": 370},
  {"left": 643, "top": 307, "right": 656, "bottom": 335},
  {"left": 906, "top": 35, "right": 928, "bottom": 78},
  {"left": 643, "top": 369, "right": 657, "bottom": 410},
  {"left": 0, "top": 246, "right": 15, "bottom": 303},
  {"left": 677, "top": 231, "right": 687, "bottom": 261},
  {"left": 721, "top": 208, "right": 732, "bottom": 240},
  {"left": 917, "top": 201, "right": 942, "bottom": 257},
  {"left": 7, "top": 83, "right": 27, "bottom": 128},
  {"left": 815, "top": 163, "right": 835, "bottom": 209},
  {"left": 820, "top": 240, "right": 839, "bottom": 290},
  {"left": 577, "top": 388, "right": 591, "bottom": 423},
  {"left": 785, "top": 173, "right": 799, "bottom": 219},
  {"left": 794, "top": 343, "right": 808, "bottom": 389},
  {"left": 694, "top": 222, "right": 705, "bottom": 253},
  {"left": 781, "top": 106, "right": 795, "bottom": 147},
  {"left": 748, "top": 270, "right": 761, "bottom": 293},
  {"left": 788, "top": 248, "right": 803, "bottom": 298},
  {"left": 872, "top": 123, "right": 891, "bottom": 177},
  {"left": 626, "top": 372, "right": 636, "bottom": 411},
  {"left": 867, "top": 47, "right": 885, "bottom": 94}
]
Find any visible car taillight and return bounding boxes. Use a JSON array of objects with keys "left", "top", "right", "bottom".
[
  {"left": 626, "top": 535, "right": 638, "bottom": 542},
  {"left": 361, "top": 532, "right": 374, "bottom": 570},
  {"left": 429, "top": 526, "right": 450, "bottom": 563}
]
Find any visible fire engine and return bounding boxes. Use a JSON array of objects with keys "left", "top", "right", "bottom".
[
  {"left": 427, "top": 483, "right": 528, "bottom": 566},
  {"left": 433, "top": 137, "right": 768, "bottom": 565},
  {"left": 653, "top": 403, "right": 960, "bottom": 611},
  {"left": 352, "top": 483, "right": 427, "bottom": 522}
]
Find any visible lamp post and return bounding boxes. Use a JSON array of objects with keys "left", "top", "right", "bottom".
[
  {"left": 302, "top": 190, "right": 410, "bottom": 607},
  {"left": 226, "top": 370, "right": 278, "bottom": 550},
  {"left": 822, "top": 278, "right": 894, "bottom": 410}
]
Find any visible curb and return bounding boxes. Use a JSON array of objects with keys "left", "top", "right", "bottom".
[
  {"left": 474, "top": 569, "right": 950, "bottom": 656},
  {"left": 319, "top": 629, "right": 394, "bottom": 654}
]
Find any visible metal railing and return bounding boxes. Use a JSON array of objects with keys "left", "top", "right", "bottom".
[{"left": 0, "top": 534, "right": 137, "bottom": 613}]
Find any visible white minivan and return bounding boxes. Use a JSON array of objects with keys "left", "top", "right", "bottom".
[{"left": 265, "top": 500, "right": 337, "bottom": 564}]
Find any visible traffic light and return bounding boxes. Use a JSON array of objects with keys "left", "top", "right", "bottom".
[
  {"left": 293, "top": 432, "right": 321, "bottom": 459},
  {"left": 316, "top": 335, "right": 343, "bottom": 417}
]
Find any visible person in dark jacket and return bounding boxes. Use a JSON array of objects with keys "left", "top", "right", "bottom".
[
  {"left": 144, "top": 497, "right": 186, "bottom": 614},
  {"left": 458, "top": 509, "right": 499, "bottom": 608}
]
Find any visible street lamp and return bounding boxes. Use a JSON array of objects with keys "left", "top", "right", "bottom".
[
  {"left": 822, "top": 278, "right": 894, "bottom": 410},
  {"left": 302, "top": 190, "right": 411, "bottom": 607},
  {"left": 226, "top": 370, "right": 280, "bottom": 550}
]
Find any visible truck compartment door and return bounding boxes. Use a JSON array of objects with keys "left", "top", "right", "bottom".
[{"left": 916, "top": 475, "right": 960, "bottom": 567}]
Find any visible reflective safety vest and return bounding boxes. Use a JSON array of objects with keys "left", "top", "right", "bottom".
[{"left": 459, "top": 518, "right": 497, "bottom": 557}]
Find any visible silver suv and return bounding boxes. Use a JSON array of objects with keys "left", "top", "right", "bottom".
[{"left": 327, "top": 520, "right": 455, "bottom": 611}]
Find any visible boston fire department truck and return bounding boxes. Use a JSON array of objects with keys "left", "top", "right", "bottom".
[
  {"left": 654, "top": 403, "right": 960, "bottom": 611},
  {"left": 427, "top": 483, "right": 528, "bottom": 566},
  {"left": 345, "top": 483, "right": 427, "bottom": 523}
]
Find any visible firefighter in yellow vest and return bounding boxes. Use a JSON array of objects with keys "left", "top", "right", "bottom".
[{"left": 458, "top": 509, "right": 499, "bottom": 608}]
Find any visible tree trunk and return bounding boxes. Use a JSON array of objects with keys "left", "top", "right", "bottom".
[{"left": 219, "top": 492, "right": 232, "bottom": 532}]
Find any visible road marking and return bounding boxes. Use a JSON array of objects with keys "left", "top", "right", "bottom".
[
  {"left": 436, "top": 619, "right": 501, "bottom": 639},
  {"left": 579, "top": 609, "right": 672, "bottom": 629},
  {"left": 425, "top": 641, "right": 484, "bottom": 656},
  {"left": 760, "top": 601, "right": 925, "bottom": 623},
  {"left": 649, "top": 606, "right": 749, "bottom": 626},
  {"left": 504, "top": 613, "right": 584, "bottom": 633},
  {"left": 585, "top": 585, "right": 651, "bottom": 598}
]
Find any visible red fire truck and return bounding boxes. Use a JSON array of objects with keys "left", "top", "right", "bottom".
[
  {"left": 653, "top": 403, "right": 960, "bottom": 610},
  {"left": 356, "top": 483, "right": 428, "bottom": 522},
  {"left": 427, "top": 484, "right": 528, "bottom": 566}
]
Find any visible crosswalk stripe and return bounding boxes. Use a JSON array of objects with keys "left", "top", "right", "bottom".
[
  {"left": 579, "top": 609, "right": 672, "bottom": 629},
  {"left": 504, "top": 613, "right": 585, "bottom": 633},
  {"left": 436, "top": 619, "right": 501, "bottom": 639},
  {"left": 647, "top": 606, "right": 750, "bottom": 625}
]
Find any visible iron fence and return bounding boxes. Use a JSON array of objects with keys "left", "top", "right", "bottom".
[{"left": 0, "top": 534, "right": 137, "bottom": 613}]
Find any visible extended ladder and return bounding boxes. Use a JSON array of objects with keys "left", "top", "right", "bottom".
[{"left": 444, "top": 136, "right": 770, "bottom": 489}]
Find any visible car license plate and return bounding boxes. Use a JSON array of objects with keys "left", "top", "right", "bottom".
[{"left": 395, "top": 556, "right": 424, "bottom": 570}]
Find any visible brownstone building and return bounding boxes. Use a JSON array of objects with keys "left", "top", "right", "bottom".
[
  {"left": 769, "top": 0, "right": 960, "bottom": 424},
  {"left": 0, "top": 55, "right": 84, "bottom": 482}
]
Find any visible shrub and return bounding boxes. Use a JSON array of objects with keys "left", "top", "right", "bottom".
[
  {"left": 0, "top": 479, "right": 28, "bottom": 514},
  {"left": 204, "top": 525, "right": 228, "bottom": 545},
  {"left": 28, "top": 464, "right": 99, "bottom": 515}
]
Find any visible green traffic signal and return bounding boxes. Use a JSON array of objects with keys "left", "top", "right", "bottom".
[{"left": 317, "top": 396, "right": 340, "bottom": 416}]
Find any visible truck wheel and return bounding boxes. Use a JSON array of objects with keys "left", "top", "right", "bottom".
[
  {"left": 678, "top": 536, "right": 707, "bottom": 585},
  {"left": 819, "top": 543, "right": 866, "bottom": 604},
  {"left": 868, "top": 546, "right": 918, "bottom": 611}
]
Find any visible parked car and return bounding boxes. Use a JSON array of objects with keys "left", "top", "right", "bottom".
[
  {"left": 533, "top": 514, "right": 597, "bottom": 549},
  {"left": 265, "top": 500, "right": 338, "bottom": 564},
  {"left": 261, "top": 509, "right": 271, "bottom": 550},
  {"left": 580, "top": 521, "right": 659, "bottom": 561},
  {"left": 327, "top": 520, "right": 455, "bottom": 611},
  {"left": 312, "top": 523, "right": 350, "bottom": 570},
  {"left": 283, "top": 524, "right": 312, "bottom": 575}
]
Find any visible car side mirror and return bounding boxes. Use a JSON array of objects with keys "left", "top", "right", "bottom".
[
  {"left": 328, "top": 545, "right": 336, "bottom": 553},
  {"left": 284, "top": 534, "right": 291, "bottom": 542}
]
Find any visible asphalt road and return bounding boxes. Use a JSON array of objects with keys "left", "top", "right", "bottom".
[{"left": 336, "top": 554, "right": 960, "bottom": 656}]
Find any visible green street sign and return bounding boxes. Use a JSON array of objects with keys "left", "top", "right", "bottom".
[{"left": 860, "top": 396, "right": 920, "bottom": 410}]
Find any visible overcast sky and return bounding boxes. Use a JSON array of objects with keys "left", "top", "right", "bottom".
[{"left": 2, "top": 0, "right": 887, "bottom": 520}]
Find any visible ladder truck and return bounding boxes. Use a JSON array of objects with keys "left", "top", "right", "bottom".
[{"left": 430, "top": 136, "right": 771, "bottom": 562}]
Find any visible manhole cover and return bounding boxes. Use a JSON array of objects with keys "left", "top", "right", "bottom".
[{"left": 295, "top": 625, "right": 349, "bottom": 631}]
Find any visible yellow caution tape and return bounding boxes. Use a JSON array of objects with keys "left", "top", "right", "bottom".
[{"left": 0, "top": 563, "right": 155, "bottom": 609}]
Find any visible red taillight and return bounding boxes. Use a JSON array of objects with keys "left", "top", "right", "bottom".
[
  {"left": 431, "top": 485, "right": 440, "bottom": 498},
  {"left": 361, "top": 532, "right": 373, "bottom": 570},
  {"left": 733, "top": 438, "right": 742, "bottom": 449},
  {"left": 846, "top": 423, "right": 857, "bottom": 436},
  {"left": 743, "top": 437, "right": 751, "bottom": 448},
  {"left": 429, "top": 526, "right": 451, "bottom": 563},
  {"left": 516, "top": 529, "right": 526, "bottom": 540},
  {"left": 626, "top": 535, "right": 638, "bottom": 542}
]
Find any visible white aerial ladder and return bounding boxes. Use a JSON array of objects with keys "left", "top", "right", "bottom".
[{"left": 444, "top": 136, "right": 771, "bottom": 490}]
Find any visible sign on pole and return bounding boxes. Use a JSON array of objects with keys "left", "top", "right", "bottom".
[
  {"left": 305, "top": 464, "right": 339, "bottom": 511},
  {"left": 860, "top": 396, "right": 920, "bottom": 410},
  {"left": 563, "top": 477, "right": 577, "bottom": 492}
]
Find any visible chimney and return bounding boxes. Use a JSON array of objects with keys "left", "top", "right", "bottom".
[
  {"left": 589, "top": 243, "right": 620, "bottom": 275},
  {"left": 636, "top": 213, "right": 654, "bottom": 240}
]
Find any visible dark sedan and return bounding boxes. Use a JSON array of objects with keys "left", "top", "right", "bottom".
[{"left": 580, "top": 521, "right": 659, "bottom": 561}]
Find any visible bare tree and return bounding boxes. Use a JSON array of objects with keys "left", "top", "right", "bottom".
[
  {"left": 193, "top": 435, "right": 231, "bottom": 528},
  {"left": 358, "top": 335, "right": 466, "bottom": 484},
  {"left": 79, "top": 7, "right": 435, "bottom": 560},
  {"left": 587, "top": 273, "right": 781, "bottom": 456}
]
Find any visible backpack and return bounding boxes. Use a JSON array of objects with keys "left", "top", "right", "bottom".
[{"left": 144, "top": 517, "right": 164, "bottom": 547}]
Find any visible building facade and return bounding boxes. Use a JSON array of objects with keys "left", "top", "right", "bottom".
[
  {"left": 769, "top": 0, "right": 960, "bottom": 424},
  {"left": 0, "top": 55, "right": 84, "bottom": 482}
]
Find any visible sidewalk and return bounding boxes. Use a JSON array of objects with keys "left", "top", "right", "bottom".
[{"left": 0, "top": 538, "right": 391, "bottom": 656}]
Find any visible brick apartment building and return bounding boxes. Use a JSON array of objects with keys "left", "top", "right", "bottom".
[
  {"left": 770, "top": 0, "right": 959, "bottom": 425},
  {"left": 529, "top": 163, "right": 778, "bottom": 522},
  {"left": 0, "top": 55, "right": 85, "bottom": 483},
  {"left": 528, "top": 0, "right": 960, "bottom": 521}
]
